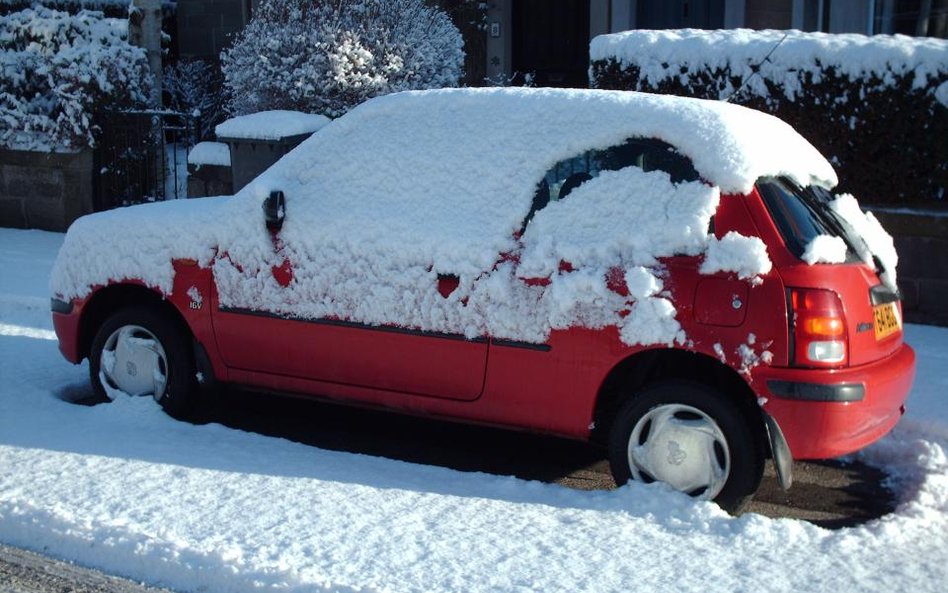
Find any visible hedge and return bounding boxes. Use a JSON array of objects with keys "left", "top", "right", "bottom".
[{"left": 590, "top": 29, "right": 947, "bottom": 205}]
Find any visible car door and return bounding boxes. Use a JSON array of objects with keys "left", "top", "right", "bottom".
[{"left": 211, "top": 219, "right": 489, "bottom": 402}]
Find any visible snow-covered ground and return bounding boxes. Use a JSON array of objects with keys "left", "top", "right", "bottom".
[{"left": 0, "top": 227, "right": 946, "bottom": 592}]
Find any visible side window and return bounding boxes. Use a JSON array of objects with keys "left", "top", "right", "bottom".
[{"left": 523, "top": 138, "right": 700, "bottom": 228}]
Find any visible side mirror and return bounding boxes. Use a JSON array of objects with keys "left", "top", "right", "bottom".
[{"left": 263, "top": 190, "right": 285, "bottom": 231}]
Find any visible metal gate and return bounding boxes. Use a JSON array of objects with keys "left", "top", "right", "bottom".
[{"left": 93, "top": 110, "right": 193, "bottom": 211}]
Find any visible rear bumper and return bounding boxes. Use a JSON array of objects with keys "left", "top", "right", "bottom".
[{"left": 755, "top": 344, "right": 915, "bottom": 460}]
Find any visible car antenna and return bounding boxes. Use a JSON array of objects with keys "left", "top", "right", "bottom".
[{"left": 725, "top": 32, "right": 790, "bottom": 103}]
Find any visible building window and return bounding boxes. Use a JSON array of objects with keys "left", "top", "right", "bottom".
[
  {"left": 800, "top": 0, "right": 831, "bottom": 32},
  {"left": 874, "top": 0, "right": 948, "bottom": 37}
]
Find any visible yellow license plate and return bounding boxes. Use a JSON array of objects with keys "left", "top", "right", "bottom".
[{"left": 873, "top": 302, "right": 901, "bottom": 340}]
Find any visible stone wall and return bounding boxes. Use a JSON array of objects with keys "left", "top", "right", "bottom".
[
  {"left": 0, "top": 148, "right": 94, "bottom": 232},
  {"left": 187, "top": 163, "right": 233, "bottom": 198},
  {"left": 874, "top": 210, "right": 948, "bottom": 327},
  {"left": 219, "top": 134, "right": 311, "bottom": 193}
]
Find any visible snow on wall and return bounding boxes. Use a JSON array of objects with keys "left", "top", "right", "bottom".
[
  {"left": 187, "top": 142, "right": 230, "bottom": 167},
  {"left": 214, "top": 111, "right": 331, "bottom": 141},
  {"left": 52, "top": 88, "right": 839, "bottom": 346},
  {"left": 590, "top": 29, "right": 948, "bottom": 102}
]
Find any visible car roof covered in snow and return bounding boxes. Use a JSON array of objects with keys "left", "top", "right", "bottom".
[
  {"left": 247, "top": 86, "right": 837, "bottom": 200},
  {"left": 234, "top": 87, "right": 836, "bottom": 272}
]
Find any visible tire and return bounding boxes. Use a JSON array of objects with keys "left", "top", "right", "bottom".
[
  {"left": 608, "top": 380, "right": 763, "bottom": 514},
  {"left": 89, "top": 306, "right": 199, "bottom": 420}
]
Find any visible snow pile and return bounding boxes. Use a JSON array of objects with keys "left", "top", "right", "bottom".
[
  {"left": 52, "top": 88, "right": 838, "bottom": 346},
  {"left": 735, "top": 333, "right": 775, "bottom": 377},
  {"left": 590, "top": 29, "right": 948, "bottom": 101},
  {"left": 187, "top": 142, "right": 230, "bottom": 167},
  {"left": 830, "top": 194, "right": 900, "bottom": 290},
  {"left": 700, "top": 231, "right": 772, "bottom": 281},
  {"left": 519, "top": 169, "right": 719, "bottom": 276},
  {"left": 51, "top": 199, "right": 223, "bottom": 299},
  {"left": 517, "top": 167, "right": 718, "bottom": 345},
  {"left": 215, "top": 110, "right": 331, "bottom": 141},
  {"left": 220, "top": 0, "right": 464, "bottom": 118},
  {"left": 0, "top": 6, "right": 151, "bottom": 150},
  {"left": 801, "top": 235, "right": 848, "bottom": 265},
  {"left": 6, "top": 228, "right": 948, "bottom": 593}
]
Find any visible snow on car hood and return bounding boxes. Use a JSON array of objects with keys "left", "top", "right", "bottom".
[{"left": 52, "top": 87, "right": 829, "bottom": 346}]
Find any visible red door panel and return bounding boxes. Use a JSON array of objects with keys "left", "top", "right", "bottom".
[{"left": 212, "top": 305, "right": 488, "bottom": 401}]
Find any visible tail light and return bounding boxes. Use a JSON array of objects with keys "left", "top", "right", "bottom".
[{"left": 789, "top": 288, "right": 848, "bottom": 368}]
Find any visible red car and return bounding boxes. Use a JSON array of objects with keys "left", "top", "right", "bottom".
[{"left": 51, "top": 89, "right": 914, "bottom": 512}]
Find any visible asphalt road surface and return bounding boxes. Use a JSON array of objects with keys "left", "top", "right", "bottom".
[
  {"left": 1, "top": 387, "right": 895, "bottom": 592},
  {"left": 200, "top": 388, "right": 895, "bottom": 529}
]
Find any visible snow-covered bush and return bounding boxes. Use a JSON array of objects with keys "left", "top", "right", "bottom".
[
  {"left": 220, "top": 0, "right": 464, "bottom": 118},
  {"left": 0, "top": 1, "right": 131, "bottom": 18},
  {"left": 163, "top": 59, "right": 224, "bottom": 142},
  {"left": 429, "top": 0, "right": 488, "bottom": 85},
  {"left": 0, "top": 6, "right": 151, "bottom": 150},
  {"left": 590, "top": 29, "right": 948, "bottom": 204}
]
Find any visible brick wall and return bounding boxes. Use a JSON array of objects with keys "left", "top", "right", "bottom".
[{"left": 0, "top": 148, "right": 94, "bottom": 232}]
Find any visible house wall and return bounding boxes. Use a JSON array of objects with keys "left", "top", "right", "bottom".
[
  {"left": 745, "top": 0, "right": 793, "bottom": 28},
  {"left": 827, "top": 0, "right": 872, "bottom": 32},
  {"left": 176, "top": 0, "right": 251, "bottom": 61}
]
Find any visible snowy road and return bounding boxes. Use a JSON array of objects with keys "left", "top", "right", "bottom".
[{"left": 1, "top": 228, "right": 947, "bottom": 593}]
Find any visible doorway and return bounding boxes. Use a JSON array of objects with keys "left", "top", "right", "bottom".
[{"left": 511, "top": 0, "right": 590, "bottom": 88}]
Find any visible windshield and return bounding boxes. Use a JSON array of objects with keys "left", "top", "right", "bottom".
[{"left": 757, "top": 177, "right": 864, "bottom": 264}]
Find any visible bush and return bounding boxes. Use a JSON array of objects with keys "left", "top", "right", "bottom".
[
  {"left": 220, "top": 0, "right": 464, "bottom": 118},
  {"left": 590, "top": 29, "right": 948, "bottom": 205},
  {"left": 163, "top": 59, "right": 225, "bottom": 143},
  {"left": 0, "top": 1, "right": 131, "bottom": 18},
  {"left": 0, "top": 6, "right": 151, "bottom": 150}
]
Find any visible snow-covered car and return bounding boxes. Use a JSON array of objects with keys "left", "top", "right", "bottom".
[{"left": 50, "top": 88, "right": 915, "bottom": 512}]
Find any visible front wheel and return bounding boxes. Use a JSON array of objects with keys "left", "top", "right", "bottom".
[
  {"left": 608, "top": 380, "right": 763, "bottom": 513},
  {"left": 89, "top": 306, "right": 198, "bottom": 419}
]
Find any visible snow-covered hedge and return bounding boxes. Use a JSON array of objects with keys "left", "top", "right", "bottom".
[
  {"left": 220, "top": 0, "right": 464, "bottom": 118},
  {"left": 590, "top": 29, "right": 948, "bottom": 204},
  {"left": 0, "top": 6, "right": 151, "bottom": 150}
]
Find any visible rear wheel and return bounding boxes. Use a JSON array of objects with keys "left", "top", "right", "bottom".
[
  {"left": 608, "top": 380, "right": 763, "bottom": 513},
  {"left": 89, "top": 306, "right": 199, "bottom": 419}
]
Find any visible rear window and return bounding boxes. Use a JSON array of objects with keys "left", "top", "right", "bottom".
[{"left": 757, "top": 177, "right": 863, "bottom": 264}]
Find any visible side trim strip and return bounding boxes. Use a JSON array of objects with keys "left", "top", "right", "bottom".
[
  {"left": 51, "top": 297, "right": 74, "bottom": 314},
  {"left": 491, "top": 339, "right": 552, "bottom": 352},
  {"left": 218, "top": 306, "right": 488, "bottom": 344}
]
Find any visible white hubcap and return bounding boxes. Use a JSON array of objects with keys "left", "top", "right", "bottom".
[
  {"left": 627, "top": 403, "right": 730, "bottom": 499},
  {"left": 99, "top": 325, "right": 168, "bottom": 401}
]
